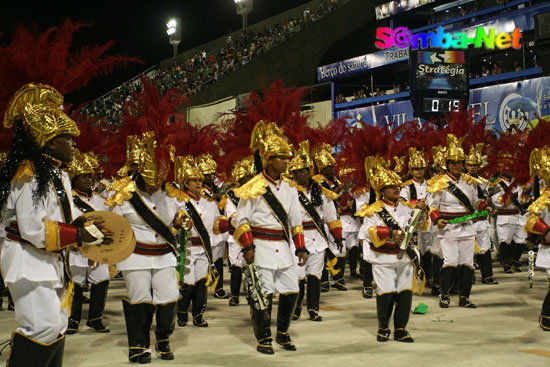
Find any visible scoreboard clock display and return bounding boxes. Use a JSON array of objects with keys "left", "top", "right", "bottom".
[{"left": 409, "top": 48, "right": 469, "bottom": 118}]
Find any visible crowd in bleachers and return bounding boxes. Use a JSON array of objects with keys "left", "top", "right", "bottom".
[{"left": 82, "top": 0, "right": 346, "bottom": 125}]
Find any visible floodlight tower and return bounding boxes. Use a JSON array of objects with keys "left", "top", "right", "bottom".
[
  {"left": 166, "top": 18, "right": 181, "bottom": 59},
  {"left": 234, "top": 0, "right": 253, "bottom": 31}
]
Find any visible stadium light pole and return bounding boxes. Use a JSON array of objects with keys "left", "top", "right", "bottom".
[
  {"left": 166, "top": 18, "right": 181, "bottom": 60},
  {"left": 234, "top": 0, "right": 253, "bottom": 31}
]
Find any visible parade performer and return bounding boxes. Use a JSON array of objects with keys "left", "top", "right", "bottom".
[
  {"left": 289, "top": 141, "right": 343, "bottom": 321},
  {"left": 427, "top": 135, "right": 495, "bottom": 309},
  {"left": 66, "top": 149, "right": 111, "bottom": 334},
  {"left": 233, "top": 121, "right": 307, "bottom": 354},
  {"left": 1, "top": 83, "right": 110, "bottom": 366},
  {"left": 357, "top": 156, "right": 428, "bottom": 343}
]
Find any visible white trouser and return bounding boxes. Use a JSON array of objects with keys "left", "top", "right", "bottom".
[
  {"left": 497, "top": 222, "right": 527, "bottom": 244},
  {"left": 257, "top": 265, "right": 299, "bottom": 295},
  {"left": 183, "top": 251, "right": 209, "bottom": 285},
  {"left": 372, "top": 262, "right": 413, "bottom": 295},
  {"left": 9, "top": 279, "right": 68, "bottom": 343},
  {"left": 440, "top": 236, "right": 475, "bottom": 268},
  {"left": 123, "top": 267, "right": 179, "bottom": 304},
  {"left": 228, "top": 241, "right": 246, "bottom": 268},
  {"left": 418, "top": 231, "right": 432, "bottom": 255},
  {"left": 294, "top": 250, "right": 324, "bottom": 279},
  {"left": 344, "top": 231, "right": 359, "bottom": 250},
  {"left": 71, "top": 264, "right": 110, "bottom": 286},
  {"left": 476, "top": 228, "right": 492, "bottom": 254},
  {"left": 212, "top": 242, "right": 226, "bottom": 262}
]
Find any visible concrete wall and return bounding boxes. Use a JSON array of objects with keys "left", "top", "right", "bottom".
[{"left": 184, "top": 0, "right": 374, "bottom": 107}]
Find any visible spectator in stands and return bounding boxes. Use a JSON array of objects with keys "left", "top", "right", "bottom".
[
  {"left": 336, "top": 93, "right": 345, "bottom": 104},
  {"left": 514, "top": 61, "right": 522, "bottom": 71},
  {"left": 375, "top": 87, "right": 383, "bottom": 97},
  {"left": 482, "top": 65, "right": 490, "bottom": 77}
]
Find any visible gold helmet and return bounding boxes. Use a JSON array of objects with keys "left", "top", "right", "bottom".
[
  {"left": 497, "top": 151, "right": 514, "bottom": 172},
  {"left": 465, "top": 143, "right": 485, "bottom": 166},
  {"left": 445, "top": 134, "right": 465, "bottom": 162},
  {"left": 4, "top": 83, "right": 80, "bottom": 148},
  {"left": 364, "top": 155, "right": 400, "bottom": 195},
  {"left": 198, "top": 153, "right": 217, "bottom": 175},
  {"left": 249, "top": 120, "right": 292, "bottom": 168},
  {"left": 289, "top": 140, "right": 314, "bottom": 174},
  {"left": 174, "top": 155, "right": 204, "bottom": 186},
  {"left": 231, "top": 155, "right": 256, "bottom": 183},
  {"left": 432, "top": 145, "right": 447, "bottom": 170},
  {"left": 65, "top": 149, "right": 100, "bottom": 179},
  {"left": 529, "top": 146, "right": 550, "bottom": 184},
  {"left": 117, "top": 135, "right": 142, "bottom": 178},
  {"left": 408, "top": 147, "right": 427, "bottom": 170},
  {"left": 0, "top": 152, "right": 6, "bottom": 163},
  {"left": 312, "top": 143, "right": 336, "bottom": 172},
  {"left": 139, "top": 131, "right": 175, "bottom": 186}
]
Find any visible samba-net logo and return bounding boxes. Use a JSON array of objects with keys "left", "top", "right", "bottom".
[{"left": 375, "top": 26, "right": 522, "bottom": 50}]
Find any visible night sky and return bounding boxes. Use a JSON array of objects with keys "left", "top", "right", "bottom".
[{"left": 1, "top": 0, "right": 311, "bottom": 104}]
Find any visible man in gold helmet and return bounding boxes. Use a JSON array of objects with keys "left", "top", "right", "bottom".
[
  {"left": 357, "top": 156, "right": 428, "bottom": 343},
  {"left": 65, "top": 149, "right": 112, "bottom": 335},
  {"left": 221, "top": 156, "right": 256, "bottom": 306},
  {"left": 427, "top": 134, "right": 495, "bottom": 309},
  {"left": 490, "top": 150, "right": 529, "bottom": 274},
  {"left": 0, "top": 83, "right": 111, "bottom": 366},
  {"left": 233, "top": 121, "right": 308, "bottom": 354},
  {"left": 107, "top": 131, "right": 185, "bottom": 363},
  {"left": 289, "top": 141, "right": 343, "bottom": 322},
  {"left": 465, "top": 144, "right": 498, "bottom": 285},
  {"left": 524, "top": 146, "right": 550, "bottom": 331}
]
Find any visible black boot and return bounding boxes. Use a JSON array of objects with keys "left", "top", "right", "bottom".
[
  {"left": 86, "top": 280, "right": 110, "bottom": 332},
  {"left": 229, "top": 265, "right": 242, "bottom": 306},
  {"left": 362, "top": 260, "right": 374, "bottom": 298},
  {"left": 432, "top": 256, "right": 443, "bottom": 296},
  {"left": 321, "top": 257, "right": 330, "bottom": 292},
  {"left": 348, "top": 246, "right": 360, "bottom": 278},
  {"left": 512, "top": 242, "right": 524, "bottom": 272},
  {"left": 439, "top": 266, "right": 455, "bottom": 308},
  {"left": 6, "top": 332, "right": 65, "bottom": 367},
  {"left": 332, "top": 257, "right": 347, "bottom": 291},
  {"left": 394, "top": 290, "right": 414, "bottom": 342},
  {"left": 66, "top": 283, "right": 83, "bottom": 335},
  {"left": 500, "top": 242, "right": 513, "bottom": 273},
  {"left": 477, "top": 251, "right": 498, "bottom": 284},
  {"left": 540, "top": 289, "right": 550, "bottom": 331},
  {"left": 276, "top": 293, "right": 299, "bottom": 351},
  {"left": 251, "top": 294, "right": 273, "bottom": 354},
  {"left": 306, "top": 275, "right": 322, "bottom": 321},
  {"left": 421, "top": 252, "right": 433, "bottom": 288},
  {"left": 155, "top": 301, "right": 176, "bottom": 360},
  {"left": 177, "top": 284, "right": 193, "bottom": 327},
  {"left": 192, "top": 279, "right": 208, "bottom": 327},
  {"left": 376, "top": 293, "right": 394, "bottom": 342},
  {"left": 458, "top": 265, "right": 477, "bottom": 308},
  {"left": 122, "top": 298, "right": 155, "bottom": 364},
  {"left": 292, "top": 279, "right": 306, "bottom": 320},
  {"left": 213, "top": 258, "right": 229, "bottom": 299}
]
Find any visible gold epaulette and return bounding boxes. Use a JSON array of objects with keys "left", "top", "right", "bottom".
[
  {"left": 427, "top": 174, "right": 450, "bottom": 193},
  {"left": 489, "top": 177, "right": 503, "bottom": 188},
  {"left": 218, "top": 194, "right": 227, "bottom": 211},
  {"left": 11, "top": 160, "right": 34, "bottom": 183},
  {"left": 401, "top": 179, "right": 414, "bottom": 188},
  {"left": 527, "top": 189, "right": 550, "bottom": 216},
  {"left": 399, "top": 198, "right": 415, "bottom": 208},
  {"left": 321, "top": 186, "right": 340, "bottom": 200},
  {"left": 477, "top": 176, "right": 489, "bottom": 184},
  {"left": 311, "top": 174, "right": 326, "bottom": 184},
  {"left": 104, "top": 176, "right": 136, "bottom": 207},
  {"left": 461, "top": 173, "right": 482, "bottom": 185},
  {"left": 355, "top": 200, "right": 384, "bottom": 218},
  {"left": 165, "top": 182, "right": 191, "bottom": 203},
  {"left": 233, "top": 173, "right": 268, "bottom": 200},
  {"left": 354, "top": 187, "right": 368, "bottom": 195}
]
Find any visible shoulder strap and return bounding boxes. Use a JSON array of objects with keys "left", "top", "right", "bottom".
[
  {"left": 73, "top": 194, "right": 96, "bottom": 214},
  {"left": 50, "top": 172, "right": 73, "bottom": 223},
  {"left": 298, "top": 191, "right": 328, "bottom": 241},
  {"left": 262, "top": 186, "right": 290, "bottom": 242},
  {"left": 184, "top": 200, "right": 214, "bottom": 263},
  {"left": 446, "top": 181, "right": 475, "bottom": 213}
]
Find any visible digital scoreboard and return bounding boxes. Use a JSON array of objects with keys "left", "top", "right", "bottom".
[{"left": 409, "top": 49, "right": 469, "bottom": 118}]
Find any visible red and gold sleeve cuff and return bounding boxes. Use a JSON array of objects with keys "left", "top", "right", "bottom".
[
  {"left": 525, "top": 215, "right": 549, "bottom": 235},
  {"left": 368, "top": 226, "right": 390, "bottom": 248},
  {"left": 213, "top": 216, "right": 230, "bottom": 235},
  {"left": 234, "top": 223, "right": 253, "bottom": 248},
  {"left": 476, "top": 200, "right": 488, "bottom": 211},
  {"left": 45, "top": 221, "right": 77, "bottom": 252},
  {"left": 327, "top": 220, "right": 344, "bottom": 241},
  {"left": 429, "top": 207, "right": 441, "bottom": 223},
  {"left": 291, "top": 226, "right": 305, "bottom": 249}
]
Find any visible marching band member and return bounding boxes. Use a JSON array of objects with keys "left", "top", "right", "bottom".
[
  {"left": 465, "top": 144, "right": 498, "bottom": 285},
  {"left": 289, "top": 141, "right": 343, "bottom": 321},
  {"left": 233, "top": 121, "right": 307, "bottom": 354},
  {"left": 66, "top": 149, "right": 111, "bottom": 334},
  {"left": 357, "top": 156, "right": 428, "bottom": 343},
  {"left": 427, "top": 135, "right": 495, "bottom": 309},
  {"left": 1, "top": 84, "right": 109, "bottom": 366}
]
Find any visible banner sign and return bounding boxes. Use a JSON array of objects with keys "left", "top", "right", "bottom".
[{"left": 335, "top": 76, "right": 550, "bottom": 133}]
